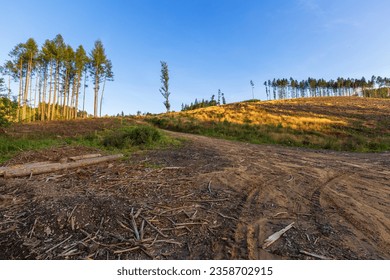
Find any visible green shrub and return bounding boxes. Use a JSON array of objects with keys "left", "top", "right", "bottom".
[{"left": 102, "top": 125, "right": 162, "bottom": 148}]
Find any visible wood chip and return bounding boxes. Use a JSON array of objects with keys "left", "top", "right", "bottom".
[{"left": 262, "top": 222, "right": 294, "bottom": 249}]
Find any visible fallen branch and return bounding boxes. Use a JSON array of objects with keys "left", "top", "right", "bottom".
[
  {"left": 174, "top": 222, "right": 207, "bottom": 226},
  {"left": 130, "top": 209, "right": 140, "bottom": 240},
  {"left": 134, "top": 208, "right": 143, "bottom": 219},
  {"left": 160, "top": 167, "right": 184, "bottom": 170},
  {"left": 207, "top": 180, "right": 212, "bottom": 194},
  {"left": 114, "top": 246, "right": 140, "bottom": 254},
  {"left": 186, "top": 198, "right": 229, "bottom": 203},
  {"left": 142, "top": 216, "right": 168, "bottom": 238},
  {"left": 2, "top": 154, "right": 123, "bottom": 178},
  {"left": 140, "top": 220, "right": 145, "bottom": 241},
  {"left": 262, "top": 222, "right": 294, "bottom": 249},
  {"left": 28, "top": 218, "right": 38, "bottom": 238},
  {"left": 58, "top": 249, "right": 79, "bottom": 257},
  {"left": 45, "top": 235, "right": 73, "bottom": 253},
  {"left": 273, "top": 212, "right": 288, "bottom": 218},
  {"left": 153, "top": 239, "right": 182, "bottom": 246},
  {"left": 207, "top": 210, "right": 238, "bottom": 221},
  {"left": 215, "top": 212, "right": 238, "bottom": 221},
  {"left": 299, "top": 250, "right": 330, "bottom": 260}
]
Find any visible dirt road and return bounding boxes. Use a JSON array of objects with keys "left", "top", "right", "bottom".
[{"left": 1, "top": 131, "right": 389, "bottom": 259}]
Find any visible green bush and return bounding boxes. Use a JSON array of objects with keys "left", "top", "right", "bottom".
[{"left": 102, "top": 125, "right": 162, "bottom": 148}]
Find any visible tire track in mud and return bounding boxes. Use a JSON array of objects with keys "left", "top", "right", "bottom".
[
  {"left": 230, "top": 181, "right": 271, "bottom": 259},
  {"left": 309, "top": 174, "right": 346, "bottom": 236},
  {"left": 164, "top": 131, "right": 390, "bottom": 259}
]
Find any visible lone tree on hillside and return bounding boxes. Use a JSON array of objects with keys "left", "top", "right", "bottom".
[
  {"left": 250, "top": 80, "right": 255, "bottom": 99},
  {"left": 159, "top": 61, "right": 170, "bottom": 112}
]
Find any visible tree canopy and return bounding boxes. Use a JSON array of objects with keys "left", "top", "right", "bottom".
[
  {"left": 264, "top": 76, "right": 390, "bottom": 100},
  {"left": 0, "top": 35, "right": 113, "bottom": 123}
]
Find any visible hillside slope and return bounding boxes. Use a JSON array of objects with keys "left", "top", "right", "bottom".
[{"left": 149, "top": 97, "right": 390, "bottom": 152}]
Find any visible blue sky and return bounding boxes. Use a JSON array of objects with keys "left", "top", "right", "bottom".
[{"left": 1, "top": 0, "right": 390, "bottom": 115}]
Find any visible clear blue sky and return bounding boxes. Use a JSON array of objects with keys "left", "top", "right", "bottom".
[{"left": 1, "top": 0, "right": 390, "bottom": 115}]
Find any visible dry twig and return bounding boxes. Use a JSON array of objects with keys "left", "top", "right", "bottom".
[
  {"left": 299, "top": 250, "right": 330, "bottom": 260},
  {"left": 142, "top": 216, "right": 168, "bottom": 238},
  {"left": 45, "top": 235, "right": 73, "bottom": 253},
  {"left": 262, "top": 222, "right": 294, "bottom": 249}
]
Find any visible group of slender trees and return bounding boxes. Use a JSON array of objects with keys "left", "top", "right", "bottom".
[
  {"left": 181, "top": 89, "right": 226, "bottom": 111},
  {"left": 262, "top": 76, "right": 390, "bottom": 100},
  {"left": 0, "top": 34, "right": 113, "bottom": 123}
]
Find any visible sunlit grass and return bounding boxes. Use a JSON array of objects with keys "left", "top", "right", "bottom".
[{"left": 148, "top": 97, "right": 390, "bottom": 152}]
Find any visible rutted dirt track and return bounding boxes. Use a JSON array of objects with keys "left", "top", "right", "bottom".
[{"left": 1, "top": 130, "right": 389, "bottom": 259}]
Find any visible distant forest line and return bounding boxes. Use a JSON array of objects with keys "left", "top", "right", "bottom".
[
  {"left": 180, "top": 76, "right": 389, "bottom": 112},
  {"left": 263, "top": 76, "right": 390, "bottom": 100}
]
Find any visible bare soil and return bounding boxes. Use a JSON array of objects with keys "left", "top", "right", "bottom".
[{"left": 0, "top": 126, "right": 389, "bottom": 260}]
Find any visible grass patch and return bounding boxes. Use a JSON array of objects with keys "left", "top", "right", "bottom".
[
  {"left": 0, "top": 121, "right": 181, "bottom": 164},
  {"left": 0, "top": 136, "right": 63, "bottom": 163},
  {"left": 145, "top": 97, "right": 390, "bottom": 152},
  {"left": 147, "top": 114, "right": 390, "bottom": 152}
]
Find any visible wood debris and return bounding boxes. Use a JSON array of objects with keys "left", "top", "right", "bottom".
[
  {"left": 262, "top": 222, "right": 295, "bottom": 249},
  {"left": 299, "top": 250, "right": 330, "bottom": 260}
]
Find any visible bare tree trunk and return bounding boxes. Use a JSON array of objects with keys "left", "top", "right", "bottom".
[
  {"left": 82, "top": 69, "right": 87, "bottom": 118},
  {"left": 51, "top": 64, "right": 59, "bottom": 120},
  {"left": 99, "top": 77, "right": 106, "bottom": 117},
  {"left": 74, "top": 71, "right": 82, "bottom": 119},
  {"left": 33, "top": 74, "right": 38, "bottom": 122},
  {"left": 7, "top": 75, "right": 11, "bottom": 100},
  {"left": 71, "top": 75, "right": 78, "bottom": 119},
  {"left": 17, "top": 60, "right": 23, "bottom": 122},
  {"left": 62, "top": 68, "right": 68, "bottom": 119},
  {"left": 94, "top": 71, "right": 99, "bottom": 117},
  {"left": 41, "top": 68, "right": 47, "bottom": 121},
  {"left": 22, "top": 56, "right": 33, "bottom": 122},
  {"left": 47, "top": 62, "right": 53, "bottom": 121}
]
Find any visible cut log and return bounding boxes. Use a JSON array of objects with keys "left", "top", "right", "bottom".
[
  {"left": 1, "top": 162, "right": 53, "bottom": 176},
  {"left": 69, "top": 154, "right": 102, "bottom": 161},
  {"left": 2, "top": 154, "right": 123, "bottom": 178}
]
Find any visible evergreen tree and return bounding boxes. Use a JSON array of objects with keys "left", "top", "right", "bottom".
[
  {"left": 0, "top": 77, "right": 5, "bottom": 95},
  {"left": 89, "top": 40, "right": 108, "bottom": 117},
  {"left": 99, "top": 59, "right": 114, "bottom": 117},
  {"left": 221, "top": 92, "right": 226, "bottom": 105},
  {"left": 159, "top": 61, "right": 170, "bottom": 112},
  {"left": 264, "top": 81, "right": 269, "bottom": 100},
  {"left": 74, "top": 45, "right": 89, "bottom": 119},
  {"left": 250, "top": 80, "right": 254, "bottom": 99}
]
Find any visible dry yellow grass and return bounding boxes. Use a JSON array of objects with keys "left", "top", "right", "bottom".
[
  {"left": 149, "top": 97, "right": 390, "bottom": 151},
  {"left": 171, "top": 99, "right": 347, "bottom": 131}
]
